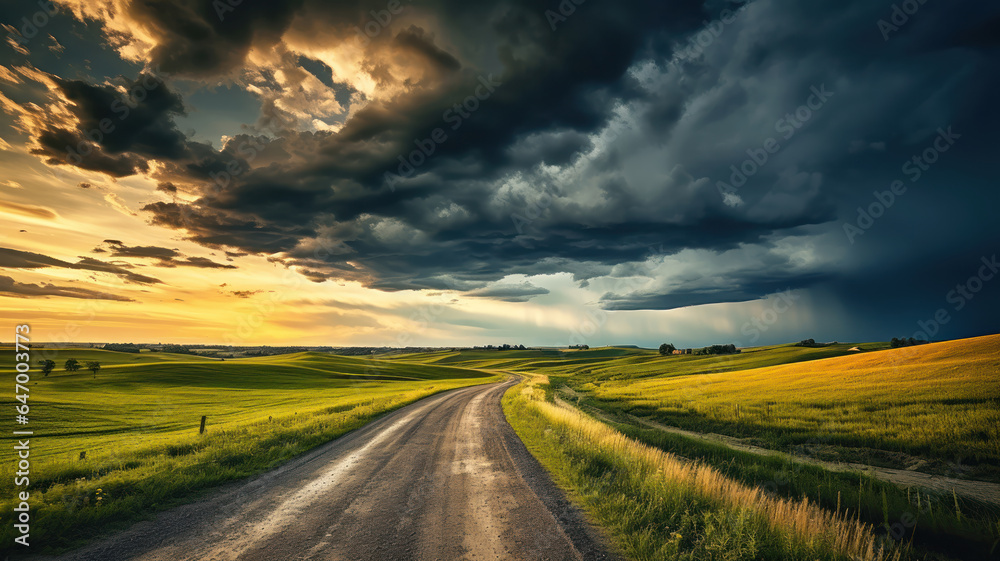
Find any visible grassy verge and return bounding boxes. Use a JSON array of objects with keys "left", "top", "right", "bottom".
[
  {"left": 0, "top": 349, "right": 497, "bottom": 555},
  {"left": 557, "top": 380, "right": 1000, "bottom": 560},
  {"left": 503, "top": 374, "right": 905, "bottom": 561}
]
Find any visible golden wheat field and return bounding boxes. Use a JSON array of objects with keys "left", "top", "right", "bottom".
[{"left": 581, "top": 335, "right": 1000, "bottom": 465}]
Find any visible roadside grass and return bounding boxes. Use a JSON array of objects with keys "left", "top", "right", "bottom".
[
  {"left": 0, "top": 349, "right": 497, "bottom": 555},
  {"left": 556, "top": 383, "right": 1000, "bottom": 560},
  {"left": 572, "top": 335, "right": 1000, "bottom": 474},
  {"left": 502, "top": 374, "right": 904, "bottom": 561}
]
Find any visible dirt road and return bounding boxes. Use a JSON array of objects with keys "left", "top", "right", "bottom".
[{"left": 44, "top": 381, "right": 617, "bottom": 561}]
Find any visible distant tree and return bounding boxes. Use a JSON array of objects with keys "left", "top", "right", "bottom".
[
  {"left": 64, "top": 358, "right": 81, "bottom": 372},
  {"left": 160, "top": 344, "right": 196, "bottom": 355},
  {"left": 890, "top": 337, "right": 929, "bottom": 349},
  {"left": 695, "top": 344, "right": 740, "bottom": 356},
  {"left": 104, "top": 343, "right": 142, "bottom": 353},
  {"left": 658, "top": 343, "right": 676, "bottom": 356},
  {"left": 86, "top": 361, "right": 101, "bottom": 378},
  {"left": 39, "top": 359, "right": 56, "bottom": 376}
]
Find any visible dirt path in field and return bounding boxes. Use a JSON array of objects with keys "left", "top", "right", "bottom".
[
  {"left": 555, "top": 388, "right": 1000, "bottom": 507},
  {"left": 38, "top": 381, "right": 619, "bottom": 561},
  {"left": 630, "top": 415, "right": 1000, "bottom": 506}
]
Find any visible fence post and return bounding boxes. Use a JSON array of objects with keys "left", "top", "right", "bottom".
[{"left": 200, "top": 415, "right": 207, "bottom": 434}]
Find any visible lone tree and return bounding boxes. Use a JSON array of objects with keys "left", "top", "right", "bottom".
[
  {"left": 39, "top": 359, "right": 56, "bottom": 376},
  {"left": 64, "top": 358, "right": 81, "bottom": 372},
  {"left": 86, "top": 361, "right": 101, "bottom": 378},
  {"left": 658, "top": 343, "right": 677, "bottom": 356}
]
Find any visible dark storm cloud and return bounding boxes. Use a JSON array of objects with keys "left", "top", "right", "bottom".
[
  {"left": 0, "top": 247, "right": 162, "bottom": 284},
  {"left": 127, "top": 0, "right": 305, "bottom": 78},
  {"left": 393, "top": 25, "right": 462, "bottom": 74},
  {"left": 505, "top": 130, "right": 592, "bottom": 167},
  {"left": 30, "top": 72, "right": 189, "bottom": 177},
  {"left": 97, "top": 241, "right": 238, "bottom": 269},
  {"left": 135, "top": 0, "right": 746, "bottom": 287},
  {"left": 22, "top": 0, "right": 1000, "bottom": 338},
  {"left": 140, "top": 201, "right": 308, "bottom": 253},
  {"left": 600, "top": 273, "right": 831, "bottom": 311},
  {"left": 176, "top": 256, "right": 238, "bottom": 269},
  {"left": 133, "top": 0, "right": 974, "bottom": 298},
  {"left": 101, "top": 242, "right": 179, "bottom": 260},
  {"left": 55, "top": 73, "right": 189, "bottom": 157},
  {"left": 0, "top": 275, "right": 136, "bottom": 302},
  {"left": 297, "top": 56, "right": 336, "bottom": 88},
  {"left": 33, "top": 127, "right": 149, "bottom": 177},
  {"left": 467, "top": 282, "right": 550, "bottom": 302}
]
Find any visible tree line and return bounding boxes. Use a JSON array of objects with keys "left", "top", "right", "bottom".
[
  {"left": 659, "top": 343, "right": 739, "bottom": 356},
  {"left": 37, "top": 359, "right": 101, "bottom": 377}
]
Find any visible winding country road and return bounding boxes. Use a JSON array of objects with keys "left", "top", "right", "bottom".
[{"left": 43, "top": 381, "right": 618, "bottom": 561}]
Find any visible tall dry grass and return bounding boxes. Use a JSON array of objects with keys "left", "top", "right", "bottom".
[{"left": 510, "top": 377, "right": 903, "bottom": 561}]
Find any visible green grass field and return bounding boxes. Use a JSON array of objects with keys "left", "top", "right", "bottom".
[{"left": 0, "top": 347, "right": 498, "bottom": 555}]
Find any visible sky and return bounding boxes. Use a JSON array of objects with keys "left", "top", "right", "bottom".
[{"left": 0, "top": 0, "right": 997, "bottom": 348}]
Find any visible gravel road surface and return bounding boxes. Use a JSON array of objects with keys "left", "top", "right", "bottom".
[{"left": 39, "top": 380, "right": 618, "bottom": 561}]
